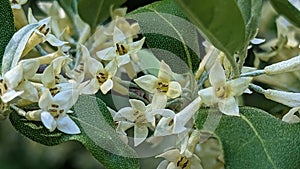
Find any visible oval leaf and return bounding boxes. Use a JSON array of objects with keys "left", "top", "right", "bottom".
[
  {"left": 196, "top": 107, "right": 300, "bottom": 169},
  {"left": 0, "top": 0, "right": 15, "bottom": 71},
  {"left": 127, "top": 0, "right": 201, "bottom": 72},
  {"left": 2, "top": 23, "right": 39, "bottom": 74},
  {"left": 9, "top": 96, "right": 139, "bottom": 169},
  {"left": 78, "top": 0, "right": 126, "bottom": 31},
  {"left": 175, "top": 0, "right": 246, "bottom": 57}
]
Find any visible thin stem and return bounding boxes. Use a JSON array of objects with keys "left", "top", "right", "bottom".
[
  {"left": 249, "top": 83, "right": 266, "bottom": 94},
  {"left": 10, "top": 104, "right": 26, "bottom": 116},
  {"left": 240, "top": 70, "right": 265, "bottom": 77}
]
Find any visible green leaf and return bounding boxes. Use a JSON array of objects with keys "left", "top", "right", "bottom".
[
  {"left": 195, "top": 107, "right": 300, "bottom": 169},
  {"left": 270, "top": 0, "right": 300, "bottom": 28},
  {"left": 236, "top": 0, "right": 263, "bottom": 42},
  {"left": 2, "top": 23, "right": 39, "bottom": 74},
  {"left": 127, "top": 0, "right": 200, "bottom": 72},
  {"left": 78, "top": 0, "right": 126, "bottom": 31},
  {"left": 0, "top": 0, "right": 15, "bottom": 71},
  {"left": 10, "top": 96, "right": 139, "bottom": 169},
  {"left": 175, "top": 0, "right": 246, "bottom": 57}
]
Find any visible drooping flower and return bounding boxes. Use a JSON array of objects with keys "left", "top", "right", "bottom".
[
  {"left": 96, "top": 27, "right": 145, "bottom": 67},
  {"left": 198, "top": 61, "right": 251, "bottom": 116},
  {"left": 134, "top": 60, "right": 182, "bottom": 109},
  {"left": 114, "top": 99, "right": 175, "bottom": 146},
  {"left": 39, "top": 88, "right": 80, "bottom": 134}
]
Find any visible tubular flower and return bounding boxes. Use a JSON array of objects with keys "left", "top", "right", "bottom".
[
  {"left": 96, "top": 27, "right": 145, "bottom": 67},
  {"left": 198, "top": 61, "right": 251, "bottom": 116},
  {"left": 80, "top": 45, "right": 117, "bottom": 95},
  {"left": 39, "top": 88, "right": 80, "bottom": 134},
  {"left": 114, "top": 99, "right": 175, "bottom": 146},
  {"left": 134, "top": 61, "right": 182, "bottom": 109}
]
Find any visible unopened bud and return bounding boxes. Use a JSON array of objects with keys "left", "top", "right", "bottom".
[{"left": 264, "top": 55, "right": 300, "bottom": 75}]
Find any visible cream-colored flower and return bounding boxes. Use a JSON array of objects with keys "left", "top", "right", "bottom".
[
  {"left": 114, "top": 99, "right": 175, "bottom": 146},
  {"left": 134, "top": 61, "right": 182, "bottom": 109},
  {"left": 80, "top": 45, "right": 117, "bottom": 95},
  {"left": 198, "top": 61, "right": 251, "bottom": 116},
  {"left": 39, "top": 88, "right": 80, "bottom": 134},
  {"left": 0, "top": 59, "right": 40, "bottom": 103},
  {"left": 156, "top": 149, "right": 203, "bottom": 169},
  {"left": 96, "top": 27, "right": 145, "bottom": 67}
]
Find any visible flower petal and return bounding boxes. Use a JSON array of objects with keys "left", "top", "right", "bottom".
[
  {"left": 4, "top": 64, "right": 23, "bottom": 88},
  {"left": 113, "top": 27, "right": 127, "bottom": 43},
  {"left": 39, "top": 89, "right": 53, "bottom": 110},
  {"left": 42, "top": 64, "right": 55, "bottom": 88},
  {"left": 96, "top": 47, "right": 115, "bottom": 61},
  {"left": 127, "top": 37, "right": 145, "bottom": 54},
  {"left": 190, "top": 154, "right": 203, "bottom": 169},
  {"left": 81, "top": 79, "right": 100, "bottom": 95},
  {"left": 86, "top": 57, "right": 103, "bottom": 76},
  {"left": 134, "top": 75, "right": 157, "bottom": 93},
  {"left": 227, "top": 77, "right": 252, "bottom": 96},
  {"left": 173, "top": 97, "right": 201, "bottom": 134},
  {"left": 116, "top": 54, "right": 130, "bottom": 66},
  {"left": 41, "top": 111, "right": 56, "bottom": 132},
  {"left": 115, "top": 107, "right": 135, "bottom": 122},
  {"left": 1, "top": 89, "right": 23, "bottom": 103},
  {"left": 209, "top": 61, "right": 226, "bottom": 87},
  {"left": 151, "top": 92, "right": 168, "bottom": 109},
  {"left": 158, "top": 61, "right": 172, "bottom": 81},
  {"left": 134, "top": 125, "right": 148, "bottom": 146},
  {"left": 18, "top": 80, "right": 39, "bottom": 102},
  {"left": 218, "top": 96, "right": 239, "bottom": 116},
  {"left": 167, "top": 81, "right": 182, "bottom": 98},
  {"left": 282, "top": 107, "right": 300, "bottom": 123},
  {"left": 154, "top": 117, "right": 174, "bottom": 136},
  {"left": 46, "top": 34, "right": 68, "bottom": 46},
  {"left": 100, "top": 79, "right": 113, "bottom": 94},
  {"left": 57, "top": 114, "right": 81, "bottom": 134},
  {"left": 130, "top": 99, "right": 146, "bottom": 114},
  {"left": 156, "top": 149, "right": 180, "bottom": 162},
  {"left": 198, "top": 87, "right": 218, "bottom": 105}
]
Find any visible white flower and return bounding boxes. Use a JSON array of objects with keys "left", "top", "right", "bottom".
[
  {"left": 80, "top": 45, "right": 117, "bottom": 95},
  {"left": 27, "top": 10, "right": 67, "bottom": 47},
  {"left": 156, "top": 149, "right": 203, "bottom": 169},
  {"left": 96, "top": 27, "right": 145, "bottom": 67},
  {"left": 39, "top": 88, "right": 80, "bottom": 134},
  {"left": 134, "top": 61, "right": 182, "bottom": 109},
  {"left": 198, "top": 61, "right": 251, "bottom": 116},
  {"left": 0, "top": 59, "right": 40, "bottom": 103},
  {"left": 114, "top": 99, "right": 175, "bottom": 146}
]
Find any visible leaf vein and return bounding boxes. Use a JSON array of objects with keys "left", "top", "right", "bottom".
[{"left": 241, "top": 115, "right": 278, "bottom": 169}]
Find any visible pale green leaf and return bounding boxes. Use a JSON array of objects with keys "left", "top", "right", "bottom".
[
  {"left": 175, "top": 0, "right": 246, "bottom": 57},
  {"left": 196, "top": 107, "right": 300, "bottom": 169},
  {"left": 10, "top": 96, "right": 139, "bottom": 169},
  {"left": 78, "top": 0, "right": 126, "bottom": 31},
  {"left": 127, "top": 0, "right": 200, "bottom": 72},
  {"left": 2, "top": 23, "right": 39, "bottom": 74}
]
